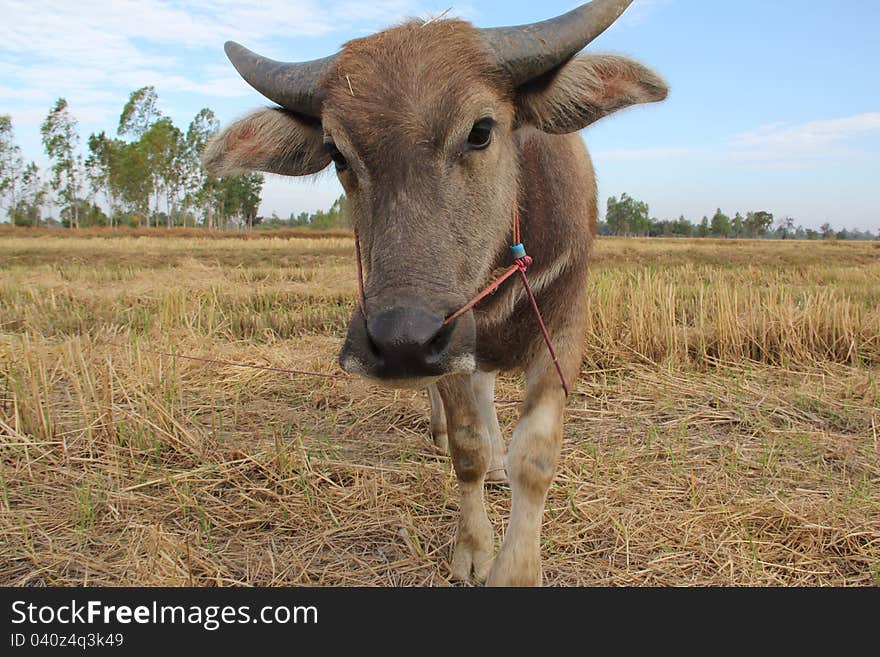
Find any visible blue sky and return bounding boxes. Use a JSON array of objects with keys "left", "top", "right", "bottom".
[{"left": 2, "top": 0, "right": 879, "bottom": 230}]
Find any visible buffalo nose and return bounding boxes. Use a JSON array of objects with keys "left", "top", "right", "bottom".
[{"left": 366, "top": 307, "right": 454, "bottom": 377}]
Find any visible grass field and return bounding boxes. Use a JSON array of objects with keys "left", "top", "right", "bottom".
[{"left": 1, "top": 228, "right": 878, "bottom": 586}]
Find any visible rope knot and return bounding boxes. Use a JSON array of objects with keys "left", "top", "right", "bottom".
[{"left": 514, "top": 255, "right": 532, "bottom": 271}]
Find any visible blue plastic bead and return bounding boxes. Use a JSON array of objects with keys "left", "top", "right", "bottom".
[{"left": 509, "top": 243, "right": 526, "bottom": 259}]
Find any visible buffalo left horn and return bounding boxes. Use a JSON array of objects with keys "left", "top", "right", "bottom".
[{"left": 480, "top": 0, "right": 634, "bottom": 86}]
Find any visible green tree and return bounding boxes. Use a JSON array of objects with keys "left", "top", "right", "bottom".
[
  {"left": 745, "top": 210, "right": 773, "bottom": 237},
  {"left": 118, "top": 86, "right": 162, "bottom": 140},
  {"left": 185, "top": 109, "right": 219, "bottom": 228},
  {"left": 11, "top": 162, "right": 48, "bottom": 227},
  {"left": 236, "top": 173, "right": 264, "bottom": 228},
  {"left": 41, "top": 98, "right": 84, "bottom": 229},
  {"left": 649, "top": 217, "right": 672, "bottom": 237},
  {"left": 776, "top": 215, "right": 795, "bottom": 239},
  {"left": 117, "top": 87, "right": 171, "bottom": 226},
  {"left": 115, "top": 140, "right": 152, "bottom": 222},
  {"left": 214, "top": 173, "right": 264, "bottom": 228},
  {"left": 697, "top": 216, "right": 710, "bottom": 237},
  {"left": 731, "top": 212, "right": 744, "bottom": 238},
  {"left": 142, "top": 118, "right": 184, "bottom": 227},
  {"left": 67, "top": 199, "right": 108, "bottom": 227},
  {"left": 672, "top": 214, "right": 693, "bottom": 236},
  {"left": 290, "top": 210, "right": 310, "bottom": 227},
  {"left": 710, "top": 208, "right": 731, "bottom": 237},
  {"left": 0, "top": 114, "right": 24, "bottom": 220},
  {"left": 86, "top": 131, "right": 124, "bottom": 225},
  {"left": 87, "top": 130, "right": 153, "bottom": 225},
  {"left": 310, "top": 195, "right": 349, "bottom": 229},
  {"left": 605, "top": 195, "right": 623, "bottom": 234},
  {"left": 606, "top": 193, "right": 650, "bottom": 236}
]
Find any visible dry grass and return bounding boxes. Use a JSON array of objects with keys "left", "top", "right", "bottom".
[{"left": 1, "top": 231, "right": 878, "bottom": 586}]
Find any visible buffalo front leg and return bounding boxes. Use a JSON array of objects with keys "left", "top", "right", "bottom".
[
  {"left": 471, "top": 371, "right": 508, "bottom": 485},
  {"left": 426, "top": 383, "right": 448, "bottom": 451},
  {"left": 486, "top": 352, "right": 579, "bottom": 586},
  {"left": 436, "top": 373, "right": 495, "bottom": 582}
]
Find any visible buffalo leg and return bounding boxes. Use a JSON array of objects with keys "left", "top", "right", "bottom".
[{"left": 436, "top": 373, "right": 494, "bottom": 582}]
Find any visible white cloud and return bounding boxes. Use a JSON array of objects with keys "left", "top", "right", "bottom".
[
  {"left": 731, "top": 113, "right": 880, "bottom": 149},
  {"left": 619, "top": 0, "right": 673, "bottom": 26},
  {"left": 592, "top": 146, "right": 697, "bottom": 161},
  {"left": 727, "top": 112, "right": 880, "bottom": 168},
  {"left": 592, "top": 113, "right": 880, "bottom": 169},
  {"left": 0, "top": 0, "right": 433, "bottom": 128}
]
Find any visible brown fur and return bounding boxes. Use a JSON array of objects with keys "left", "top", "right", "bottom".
[{"left": 323, "top": 22, "right": 519, "bottom": 324}]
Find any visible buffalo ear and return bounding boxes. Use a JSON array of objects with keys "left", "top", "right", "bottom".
[
  {"left": 515, "top": 54, "right": 668, "bottom": 134},
  {"left": 202, "top": 107, "right": 331, "bottom": 176}
]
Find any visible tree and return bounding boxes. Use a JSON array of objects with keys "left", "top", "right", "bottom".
[
  {"left": 744, "top": 210, "right": 773, "bottom": 238},
  {"left": 776, "top": 215, "right": 795, "bottom": 239},
  {"left": 142, "top": 118, "right": 184, "bottom": 227},
  {"left": 308, "top": 195, "right": 349, "bottom": 229},
  {"left": 606, "top": 193, "right": 650, "bottom": 236},
  {"left": 86, "top": 131, "right": 124, "bottom": 225},
  {"left": 116, "top": 87, "right": 173, "bottom": 226},
  {"left": 649, "top": 217, "right": 673, "bottom": 237},
  {"left": 0, "top": 115, "right": 24, "bottom": 220},
  {"left": 820, "top": 222, "right": 835, "bottom": 239},
  {"left": 41, "top": 98, "right": 84, "bottom": 228},
  {"left": 11, "top": 162, "right": 48, "bottom": 227},
  {"left": 185, "top": 109, "right": 220, "bottom": 228},
  {"left": 76, "top": 200, "right": 109, "bottom": 227},
  {"left": 118, "top": 86, "right": 162, "bottom": 140},
  {"left": 710, "top": 208, "right": 731, "bottom": 237},
  {"left": 672, "top": 214, "right": 693, "bottom": 236},
  {"left": 696, "top": 216, "right": 710, "bottom": 237},
  {"left": 109, "top": 140, "right": 152, "bottom": 223},
  {"left": 235, "top": 172, "right": 265, "bottom": 228},
  {"left": 731, "top": 212, "right": 744, "bottom": 238},
  {"left": 214, "top": 173, "right": 264, "bottom": 228}
]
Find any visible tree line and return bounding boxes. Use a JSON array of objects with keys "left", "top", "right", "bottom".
[
  {"left": 3, "top": 105, "right": 878, "bottom": 240},
  {"left": 603, "top": 193, "right": 879, "bottom": 241},
  {"left": 258, "top": 195, "right": 350, "bottom": 230},
  {"left": 0, "top": 89, "right": 263, "bottom": 229}
]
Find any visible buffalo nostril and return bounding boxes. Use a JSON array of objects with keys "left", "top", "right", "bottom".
[
  {"left": 366, "top": 329, "right": 382, "bottom": 361},
  {"left": 426, "top": 320, "right": 454, "bottom": 358}
]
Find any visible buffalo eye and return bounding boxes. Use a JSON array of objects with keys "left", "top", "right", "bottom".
[
  {"left": 466, "top": 118, "right": 494, "bottom": 150},
  {"left": 324, "top": 142, "right": 348, "bottom": 172}
]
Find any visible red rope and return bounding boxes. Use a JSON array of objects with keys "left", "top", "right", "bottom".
[
  {"left": 143, "top": 349, "right": 350, "bottom": 379},
  {"left": 443, "top": 263, "right": 520, "bottom": 324},
  {"left": 513, "top": 201, "right": 521, "bottom": 244},
  {"left": 515, "top": 267, "right": 569, "bottom": 397},
  {"left": 354, "top": 228, "right": 368, "bottom": 320}
]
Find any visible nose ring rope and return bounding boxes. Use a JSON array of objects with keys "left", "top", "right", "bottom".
[{"left": 353, "top": 202, "right": 570, "bottom": 396}]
